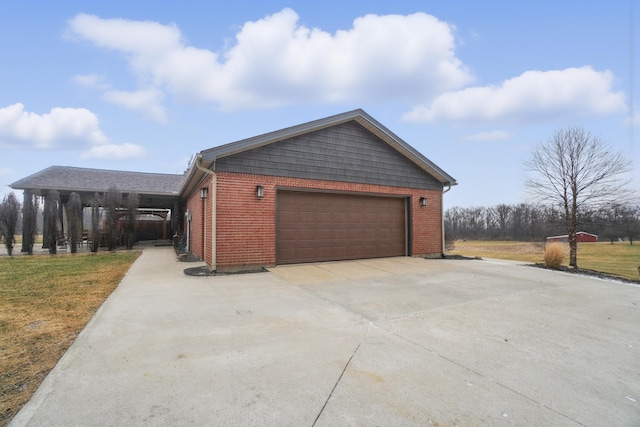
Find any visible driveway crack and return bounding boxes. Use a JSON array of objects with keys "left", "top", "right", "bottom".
[
  {"left": 311, "top": 341, "right": 363, "bottom": 426},
  {"left": 495, "top": 382, "right": 586, "bottom": 426}
]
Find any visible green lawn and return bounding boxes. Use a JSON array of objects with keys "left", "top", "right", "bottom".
[
  {"left": 0, "top": 251, "right": 139, "bottom": 426},
  {"left": 450, "top": 240, "right": 640, "bottom": 282}
]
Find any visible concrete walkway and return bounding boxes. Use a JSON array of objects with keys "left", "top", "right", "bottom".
[{"left": 10, "top": 248, "right": 640, "bottom": 426}]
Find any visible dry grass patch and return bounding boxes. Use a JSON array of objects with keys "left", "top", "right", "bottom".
[
  {"left": 449, "top": 240, "right": 545, "bottom": 264},
  {"left": 0, "top": 251, "right": 139, "bottom": 426},
  {"left": 450, "top": 240, "right": 640, "bottom": 281},
  {"left": 577, "top": 242, "right": 640, "bottom": 281}
]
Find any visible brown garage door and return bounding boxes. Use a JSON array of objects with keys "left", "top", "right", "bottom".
[{"left": 276, "top": 191, "right": 407, "bottom": 264}]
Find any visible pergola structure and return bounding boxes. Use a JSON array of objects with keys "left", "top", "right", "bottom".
[{"left": 11, "top": 166, "right": 185, "bottom": 249}]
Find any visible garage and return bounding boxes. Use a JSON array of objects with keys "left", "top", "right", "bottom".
[
  {"left": 276, "top": 190, "right": 407, "bottom": 264},
  {"left": 11, "top": 109, "right": 457, "bottom": 272},
  {"left": 180, "top": 109, "right": 456, "bottom": 271}
]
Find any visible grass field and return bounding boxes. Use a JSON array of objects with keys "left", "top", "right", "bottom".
[
  {"left": 449, "top": 240, "right": 640, "bottom": 282},
  {"left": 0, "top": 251, "right": 139, "bottom": 426}
]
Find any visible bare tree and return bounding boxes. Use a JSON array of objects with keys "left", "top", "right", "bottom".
[
  {"left": 91, "top": 192, "right": 101, "bottom": 253},
  {"left": 124, "top": 192, "right": 140, "bottom": 250},
  {"left": 103, "top": 187, "right": 122, "bottom": 251},
  {"left": 0, "top": 193, "right": 20, "bottom": 256},
  {"left": 43, "top": 190, "right": 60, "bottom": 254},
  {"left": 525, "top": 127, "right": 634, "bottom": 268},
  {"left": 67, "top": 192, "right": 82, "bottom": 253}
]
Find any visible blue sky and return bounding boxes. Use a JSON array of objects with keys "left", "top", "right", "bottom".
[{"left": 1, "top": 0, "right": 638, "bottom": 208}]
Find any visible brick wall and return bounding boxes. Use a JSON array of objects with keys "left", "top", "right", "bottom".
[
  {"left": 184, "top": 175, "right": 212, "bottom": 262},
  {"left": 201, "top": 171, "right": 443, "bottom": 272}
]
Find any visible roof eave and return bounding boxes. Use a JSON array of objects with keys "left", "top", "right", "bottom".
[{"left": 179, "top": 155, "right": 215, "bottom": 199}]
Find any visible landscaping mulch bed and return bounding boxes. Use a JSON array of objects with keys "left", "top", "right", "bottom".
[
  {"left": 442, "top": 254, "right": 482, "bottom": 260},
  {"left": 183, "top": 266, "right": 267, "bottom": 276}
]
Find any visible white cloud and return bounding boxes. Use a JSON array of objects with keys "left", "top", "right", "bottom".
[
  {"left": 0, "top": 103, "right": 108, "bottom": 149},
  {"left": 67, "top": 9, "right": 473, "bottom": 111},
  {"left": 72, "top": 74, "right": 165, "bottom": 122},
  {"left": 103, "top": 88, "right": 166, "bottom": 122},
  {"left": 403, "top": 67, "right": 626, "bottom": 124},
  {"left": 73, "top": 73, "right": 109, "bottom": 89},
  {"left": 65, "top": 14, "right": 182, "bottom": 54},
  {"left": 463, "top": 130, "right": 512, "bottom": 141},
  {"left": 81, "top": 142, "right": 146, "bottom": 160}
]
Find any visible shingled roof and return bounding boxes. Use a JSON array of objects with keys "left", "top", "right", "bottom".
[
  {"left": 199, "top": 109, "right": 457, "bottom": 186},
  {"left": 11, "top": 166, "right": 184, "bottom": 195},
  {"left": 10, "top": 166, "right": 185, "bottom": 209}
]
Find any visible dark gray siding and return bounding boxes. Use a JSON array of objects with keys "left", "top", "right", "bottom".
[{"left": 215, "top": 122, "right": 443, "bottom": 190}]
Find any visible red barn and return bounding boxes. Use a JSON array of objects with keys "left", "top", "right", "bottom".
[{"left": 546, "top": 232, "right": 598, "bottom": 243}]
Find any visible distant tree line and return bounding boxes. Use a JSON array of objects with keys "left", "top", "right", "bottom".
[{"left": 445, "top": 202, "right": 640, "bottom": 244}]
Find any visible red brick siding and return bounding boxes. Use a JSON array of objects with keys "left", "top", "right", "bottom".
[{"left": 210, "top": 172, "right": 442, "bottom": 271}]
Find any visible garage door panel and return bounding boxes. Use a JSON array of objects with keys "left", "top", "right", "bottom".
[
  {"left": 317, "top": 212, "right": 332, "bottom": 223},
  {"left": 279, "top": 229, "right": 298, "bottom": 241},
  {"left": 334, "top": 229, "right": 350, "bottom": 239},
  {"left": 348, "top": 212, "right": 364, "bottom": 222},
  {"left": 298, "top": 212, "right": 318, "bottom": 223},
  {"left": 331, "top": 247, "right": 349, "bottom": 258},
  {"left": 315, "top": 228, "right": 333, "bottom": 240},
  {"left": 276, "top": 191, "right": 407, "bottom": 264},
  {"left": 296, "top": 248, "right": 317, "bottom": 260},
  {"left": 298, "top": 229, "right": 317, "bottom": 240},
  {"left": 279, "top": 211, "right": 298, "bottom": 223},
  {"left": 332, "top": 212, "right": 349, "bottom": 224}
]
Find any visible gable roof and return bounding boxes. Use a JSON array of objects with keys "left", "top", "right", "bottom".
[{"left": 198, "top": 109, "right": 456, "bottom": 187}]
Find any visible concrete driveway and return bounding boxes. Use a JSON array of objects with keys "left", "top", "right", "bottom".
[{"left": 11, "top": 248, "right": 640, "bottom": 426}]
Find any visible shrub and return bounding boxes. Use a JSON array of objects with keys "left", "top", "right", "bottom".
[
  {"left": 43, "top": 190, "right": 60, "bottom": 254},
  {"left": 544, "top": 242, "right": 566, "bottom": 268},
  {"left": 0, "top": 192, "right": 20, "bottom": 256},
  {"left": 21, "top": 191, "right": 39, "bottom": 255},
  {"left": 91, "top": 193, "right": 101, "bottom": 253},
  {"left": 67, "top": 192, "right": 82, "bottom": 253},
  {"left": 103, "top": 187, "right": 122, "bottom": 251},
  {"left": 124, "top": 192, "right": 139, "bottom": 250}
]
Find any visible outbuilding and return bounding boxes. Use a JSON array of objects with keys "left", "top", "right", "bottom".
[
  {"left": 181, "top": 109, "right": 456, "bottom": 272},
  {"left": 10, "top": 166, "right": 184, "bottom": 248},
  {"left": 546, "top": 232, "right": 598, "bottom": 243}
]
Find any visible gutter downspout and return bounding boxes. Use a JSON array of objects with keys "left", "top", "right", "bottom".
[
  {"left": 195, "top": 154, "right": 217, "bottom": 271},
  {"left": 441, "top": 182, "right": 451, "bottom": 257}
]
